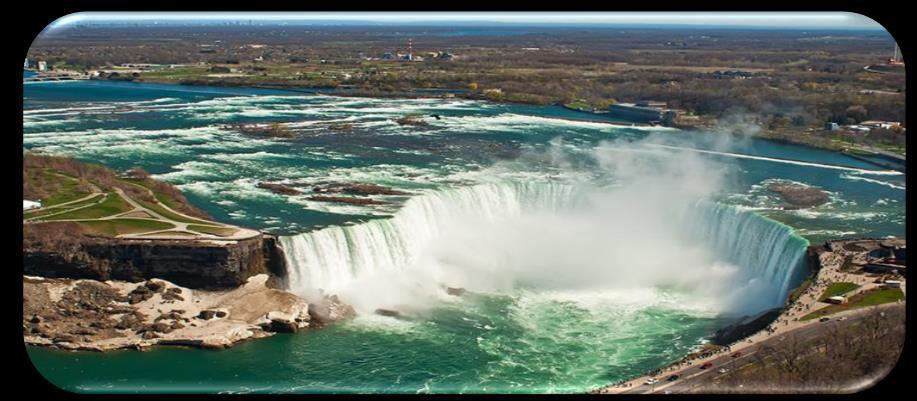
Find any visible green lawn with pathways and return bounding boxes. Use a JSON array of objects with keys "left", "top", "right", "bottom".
[
  {"left": 817, "top": 282, "right": 861, "bottom": 302},
  {"left": 42, "top": 192, "right": 132, "bottom": 220},
  {"left": 78, "top": 219, "right": 175, "bottom": 236},
  {"left": 187, "top": 224, "right": 239, "bottom": 237},
  {"left": 802, "top": 287, "right": 905, "bottom": 321}
]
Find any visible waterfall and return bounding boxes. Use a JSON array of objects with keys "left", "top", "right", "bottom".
[
  {"left": 279, "top": 181, "right": 809, "bottom": 311},
  {"left": 683, "top": 203, "right": 810, "bottom": 308},
  {"left": 279, "top": 181, "right": 585, "bottom": 295}
]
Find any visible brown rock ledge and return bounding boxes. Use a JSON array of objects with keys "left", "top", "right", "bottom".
[{"left": 23, "top": 274, "right": 350, "bottom": 351}]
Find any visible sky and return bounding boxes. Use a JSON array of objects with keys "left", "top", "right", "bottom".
[{"left": 49, "top": 12, "right": 884, "bottom": 30}]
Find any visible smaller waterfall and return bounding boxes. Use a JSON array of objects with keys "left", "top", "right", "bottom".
[{"left": 684, "top": 203, "right": 810, "bottom": 308}]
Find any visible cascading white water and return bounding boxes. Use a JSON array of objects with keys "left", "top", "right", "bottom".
[
  {"left": 279, "top": 181, "right": 809, "bottom": 314},
  {"left": 279, "top": 182, "right": 585, "bottom": 295},
  {"left": 684, "top": 204, "right": 810, "bottom": 307}
]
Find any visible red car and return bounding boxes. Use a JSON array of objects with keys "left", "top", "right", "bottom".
[
  {"left": 731, "top": 352, "right": 742, "bottom": 358},
  {"left": 700, "top": 362, "right": 714, "bottom": 370}
]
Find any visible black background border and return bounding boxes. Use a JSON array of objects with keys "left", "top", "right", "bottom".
[{"left": 8, "top": 2, "right": 911, "bottom": 400}]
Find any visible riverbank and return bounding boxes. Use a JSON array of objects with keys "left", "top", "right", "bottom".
[
  {"left": 593, "top": 238, "right": 906, "bottom": 394},
  {"left": 24, "top": 274, "right": 354, "bottom": 352},
  {"left": 146, "top": 77, "right": 907, "bottom": 161},
  {"left": 37, "top": 76, "right": 900, "bottom": 163},
  {"left": 22, "top": 153, "right": 356, "bottom": 352}
]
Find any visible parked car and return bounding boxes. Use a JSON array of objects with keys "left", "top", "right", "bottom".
[
  {"left": 819, "top": 317, "right": 830, "bottom": 322},
  {"left": 717, "top": 368, "right": 729, "bottom": 374},
  {"left": 731, "top": 352, "right": 742, "bottom": 358},
  {"left": 700, "top": 362, "right": 714, "bottom": 370},
  {"left": 644, "top": 378, "right": 658, "bottom": 385},
  {"left": 667, "top": 374, "right": 680, "bottom": 382}
]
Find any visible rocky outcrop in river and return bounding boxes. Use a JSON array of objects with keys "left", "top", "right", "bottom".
[{"left": 767, "top": 181, "right": 830, "bottom": 209}]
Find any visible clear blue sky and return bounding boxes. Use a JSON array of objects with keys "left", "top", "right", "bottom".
[{"left": 50, "top": 12, "right": 884, "bottom": 30}]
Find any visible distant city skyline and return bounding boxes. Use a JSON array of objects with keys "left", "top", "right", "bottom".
[{"left": 49, "top": 12, "right": 885, "bottom": 31}]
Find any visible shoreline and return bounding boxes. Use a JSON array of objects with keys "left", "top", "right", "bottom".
[
  {"left": 593, "top": 238, "right": 906, "bottom": 394},
  {"left": 23, "top": 274, "right": 354, "bottom": 352},
  {"left": 28, "top": 76, "right": 906, "bottom": 163},
  {"left": 123, "top": 77, "right": 905, "bottom": 161}
]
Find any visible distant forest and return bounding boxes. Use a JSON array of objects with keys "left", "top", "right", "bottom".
[{"left": 28, "top": 25, "right": 905, "bottom": 150}]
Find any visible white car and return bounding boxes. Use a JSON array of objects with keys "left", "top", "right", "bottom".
[
  {"left": 645, "top": 378, "right": 658, "bottom": 385},
  {"left": 717, "top": 368, "right": 729, "bottom": 374}
]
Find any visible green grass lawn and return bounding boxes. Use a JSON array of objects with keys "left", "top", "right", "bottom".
[
  {"left": 136, "top": 198, "right": 212, "bottom": 224},
  {"left": 79, "top": 219, "right": 174, "bottom": 236},
  {"left": 818, "top": 282, "right": 861, "bottom": 302},
  {"left": 26, "top": 169, "right": 93, "bottom": 206},
  {"left": 139, "top": 67, "right": 210, "bottom": 80},
  {"left": 187, "top": 224, "right": 238, "bottom": 237},
  {"left": 24, "top": 194, "right": 105, "bottom": 219},
  {"left": 802, "top": 287, "right": 905, "bottom": 321},
  {"left": 121, "top": 179, "right": 212, "bottom": 224},
  {"left": 43, "top": 192, "right": 132, "bottom": 220}
]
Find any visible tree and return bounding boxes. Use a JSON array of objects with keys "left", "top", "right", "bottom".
[{"left": 845, "top": 105, "right": 868, "bottom": 123}]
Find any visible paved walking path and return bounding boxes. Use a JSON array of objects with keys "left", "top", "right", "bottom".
[
  {"left": 26, "top": 184, "right": 259, "bottom": 242},
  {"left": 616, "top": 303, "right": 904, "bottom": 394}
]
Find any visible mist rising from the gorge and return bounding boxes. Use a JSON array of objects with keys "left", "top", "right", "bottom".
[{"left": 283, "top": 135, "right": 807, "bottom": 318}]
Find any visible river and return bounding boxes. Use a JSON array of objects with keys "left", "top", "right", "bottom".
[{"left": 23, "top": 80, "right": 905, "bottom": 393}]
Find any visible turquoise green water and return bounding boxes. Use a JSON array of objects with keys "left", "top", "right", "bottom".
[
  {"left": 24, "top": 81, "right": 904, "bottom": 393},
  {"left": 29, "top": 292, "right": 725, "bottom": 393}
]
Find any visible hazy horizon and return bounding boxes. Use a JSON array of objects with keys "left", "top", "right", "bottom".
[{"left": 48, "top": 12, "right": 886, "bottom": 31}]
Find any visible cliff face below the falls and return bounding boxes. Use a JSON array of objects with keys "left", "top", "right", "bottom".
[{"left": 23, "top": 227, "right": 287, "bottom": 290}]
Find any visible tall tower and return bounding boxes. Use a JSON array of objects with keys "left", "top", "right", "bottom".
[
  {"left": 888, "top": 43, "right": 904, "bottom": 65},
  {"left": 408, "top": 38, "right": 413, "bottom": 61}
]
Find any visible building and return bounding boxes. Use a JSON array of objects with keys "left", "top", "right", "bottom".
[
  {"left": 24, "top": 58, "right": 30, "bottom": 69},
  {"left": 883, "top": 280, "right": 902, "bottom": 288},
  {"left": 826, "top": 122, "right": 840, "bottom": 131},
  {"left": 37, "top": 61, "right": 48, "bottom": 72},
  {"left": 607, "top": 101, "right": 679, "bottom": 125},
  {"left": 826, "top": 296, "right": 848, "bottom": 305},
  {"left": 863, "top": 262, "right": 905, "bottom": 275},
  {"left": 636, "top": 100, "right": 667, "bottom": 108},
  {"left": 893, "top": 245, "right": 906, "bottom": 264},
  {"left": 23, "top": 200, "right": 41, "bottom": 211},
  {"left": 845, "top": 125, "right": 873, "bottom": 133},
  {"left": 382, "top": 52, "right": 394, "bottom": 60},
  {"left": 888, "top": 43, "right": 905, "bottom": 66},
  {"left": 860, "top": 121, "right": 901, "bottom": 130},
  {"left": 711, "top": 70, "right": 768, "bottom": 80}
]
